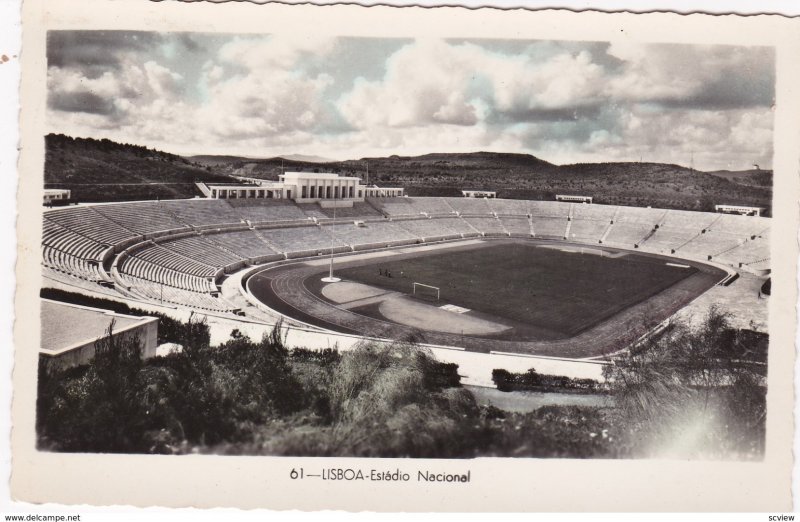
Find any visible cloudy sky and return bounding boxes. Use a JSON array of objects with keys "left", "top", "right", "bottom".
[{"left": 46, "top": 31, "right": 774, "bottom": 170}]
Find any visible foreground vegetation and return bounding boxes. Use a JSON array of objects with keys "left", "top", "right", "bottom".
[{"left": 36, "top": 308, "right": 766, "bottom": 459}]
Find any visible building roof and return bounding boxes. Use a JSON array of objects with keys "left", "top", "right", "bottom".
[
  {"left": 280, "top": 172, "right": 361, "bottom": 181},
  {"left": 40, "top": 299, "right": 157, "bottom": 355}
]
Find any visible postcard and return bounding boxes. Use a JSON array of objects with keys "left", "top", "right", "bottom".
[{"left": 11, "top": 0, "right": 800, "bottom": 511}]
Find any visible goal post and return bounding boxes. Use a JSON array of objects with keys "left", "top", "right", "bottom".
[{"left": 412, "top": 282, "right": 440, "bottom": 300}]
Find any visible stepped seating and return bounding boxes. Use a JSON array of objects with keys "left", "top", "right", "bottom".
[
  {"left": 120, "top": 273, "right": 231, "bottom": 311},
  {"left": 119, "top": 255, "right": 215, "bottom": 293},
  {"left": 367, "top": 197, "right": 419, "bottom": 217},
  {"left": 134, "top": 244, "right": 217, "bottom": 277},
  {"left": 328, "top": 221, "right": 418, "bottom": 246},
  {"left": 712, "top": 232, "right": 770, "bottom": 266},
  {"left": 639, "top": 227, "right": 700, "bottom": 254},
  {"left": 94, "top": 202, "right": 188, "bottom": 235},
  {"left": 532, "top": 217, "right": 568, "bottom": 238},
  {"left": 745, "top": 259, "right": 770, "bottom": 271},
  {"left": 42, "top": 247, "right": 103, "bottom": 281},
  {"left": 42, "top": 220, "right": 106, "bottom": 260},
  {"left": 500, "top": 217, "right": 532, "bottom": 236},
  {"left": 259, "top": 225, "right": 348, "bottom": 253},
  {"left": 488, "top": 198, "right": 529, "bottom": 216},
  {"left": 571, "top": 204, "right": 616, "bottom": 222},
  {"left": 603, "top": 222, "right": 654, "bottom": 247},
  {"left": 160, "top": 236, "right": 243, "bottom": 267},
  {"left": 677, "top": 230, "right": 745, "bottom": 259},
  {"left": 202, "top": 230, "right": 280, "bottom": 259},
  {"left": 311, "top": 202, "right": 384, "bottom": 221},
  {"left": 529, "top": 201, "right": 570, "bottom": 218},
  {"left": 615, "top": 206, "right": 664, "bottom": 226},
  {"left": 405, "top": 197, "right": 454, "bottom": 216},
  {"left": 434, "top": 217, "right": 482, "bottom": 236},
  {"left": 41, "top": 197, "right": 774, "bottom": 311},
  {"left": 298, "top": 205, "right": 327, "bottom": 220},
  {"left": 226, "top": 198, "right": 310, "bottom": 223},
  {"left": 45, "top": 207, "right": 138, "bottom": 246},
  {"left": 42, "top": 266, "right": 123, "bottom": 298},
  {"left": 445, "top": 197, "right": 492, "bottom": 216},
  {"left": 464, "top": 217, "right": 506, "bottom": 236},
  {"left": 567, "top": 220, "right": 608, "bottom": 243},
  {"left": 711, "top": 213, "right": 771, "bottom": 237},
  {"left": 659, "top": 210, "right": 718, "bottom": 230},
  {"left": 166, "top": 199, "right": 245, "bottom": 227},
  {"left": 395, "top": 218, "right": 461, "bottom": 239}
]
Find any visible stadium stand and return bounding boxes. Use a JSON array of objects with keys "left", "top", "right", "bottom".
[
  {"left": 614, "top": 206, "right": 665, "bottom": 226},
  {"left": 464, "top": 217, "right": 507, "bottom": 236},
  {"left": 659, "top": 209, "right": 719, "bottom": 230},
  {"left": 166, "top": 199, "right": 245, "bottom": 227},
  {"left": 258, "top": 225, "right": 349, "bottom": 254},
  {"left": 202, "top": 229, "right": 281, "bottom": 260},
  {"left": 445, "top": 197, "right": 493, "bottom": 216},
  {"left": 45, "top": 207, "right": 138, "bottom": 246},
  {"left": 94, "top": 202, "right": 188, "bottom": 236},
  {"left": 639, "top": 226, "right": 701, "bottom": 254},
  {"left": 303, "top": 201, "right": 384, "bottom": 221},
  {"left": 158, "top": 236, "right": 243, "bottom": 266},
  {"left": 603, "top": 222, "right": 654, "bottom": 248},
  {"left": 367, "top": 197, "right": 418, "bottom": 217},
  {"left": 434, "top": 217, "right": 483, "bottom": 237},
  {"left": 368, "top": 197, "right": 454, "bottom": 217},
  {"left": 571, "top": 203, "right": 616, "bottom": 222},
  {"left": 532, "top": 217, "right": 568, "bottom": 239},
  {"left": 529, "top": 201, "right": 570, "bottom": 218},
  {"left": 41, "top": 197, "right": 773, "bottom": 312},
  {"left": 42, "top": 220, "right": 106, "bottom": 261},
  {"left": 567, "top": 219, "right": 608, "bottom": 243},
  {"left": 677, "top": 230, "right": 745, "bottom": 259},
  {"left": 499, "top": 217, "right": 532, "bottom": 237},
  {"left": 226, "top": 198, "right": 310, "bottom": 223},
  {"left": 488, "top": 198, "right": 529, "bottom": 216},
  {"left": 132, "top": 244, "right": 218, "bottom": 278},
  {"left": 325, "top": 221, "right": 418, "bottom": 247},
  {"left": 395, "top": 218, "right": 462, "bottom": 240}
]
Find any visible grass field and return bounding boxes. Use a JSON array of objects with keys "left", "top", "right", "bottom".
[{"left": 336, "top": 243, "right": 698, "bottom": 337}]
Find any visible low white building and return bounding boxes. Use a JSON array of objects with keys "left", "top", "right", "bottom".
[
  {"left": 199, "top": 172, "right": 403, "bottom": 205},
  {"left": 556, "top": 194, "right": 593, "bottom": 203},
  {"left": 715, "top": 204, "right": 765, "bottom": 217},
  {"left": 462, "top": 190, "right": 496, "bottom": 198},
  {"left": 43, "top": 188, "right": 71, "bottom": 204}
]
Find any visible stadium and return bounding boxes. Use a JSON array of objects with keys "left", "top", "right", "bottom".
[{"left": 40, "top": 171, "right": 771, "bottom": 385}]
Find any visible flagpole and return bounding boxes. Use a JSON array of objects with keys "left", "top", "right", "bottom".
[{"left": 322, "top": 192, "right": 341, "bottom": 283}]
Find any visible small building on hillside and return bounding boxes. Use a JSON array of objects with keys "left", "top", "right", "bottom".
[
  {"left": 40, "top": 299, "right": 158, "bottom": 369},
  {"left": 556, "top": 194, "right": 593, "bottom": 204},
  {"left": 462, "top": 190, "right": 496, "bottom": 198},
  {"left": 715, "top": 204, "right": 765, "bottom": 217},
  {"left": 43, "top": 188, "right": 71, "bottom": 204}
]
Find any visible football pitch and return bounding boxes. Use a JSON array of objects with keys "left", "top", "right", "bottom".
[{"left": 335, "top": 242, "right": 699, "bottom": 337}]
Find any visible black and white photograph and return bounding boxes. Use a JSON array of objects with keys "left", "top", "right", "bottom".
[{"left": 10, "top": 0, "right": 800, "bottom": 512}]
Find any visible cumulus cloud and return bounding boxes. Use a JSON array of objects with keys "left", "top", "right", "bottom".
[{"left": 45, "top": 32, "right": 775, "bottom": 170}]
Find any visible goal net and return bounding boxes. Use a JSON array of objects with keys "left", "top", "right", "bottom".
[{"left": 412, "top": 282, "right": 440, "bottom": 300}]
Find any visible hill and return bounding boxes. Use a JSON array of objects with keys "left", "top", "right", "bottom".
[
  {"left": 44, "top": 136, "right": 772, "bottom": 213},
  {"left": 45, "top": 134, "right": 240, "bottom": 202},
  {"left": 212, "top": 152, "right": 771, "bottom": 214}
]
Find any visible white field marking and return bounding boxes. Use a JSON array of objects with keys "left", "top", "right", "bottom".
[
  {"left": 440, "top": 304, "right": 471, "bottom": 314},
  {"left": 666, "top": 262, "right": 692, "bottom": 268}
]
